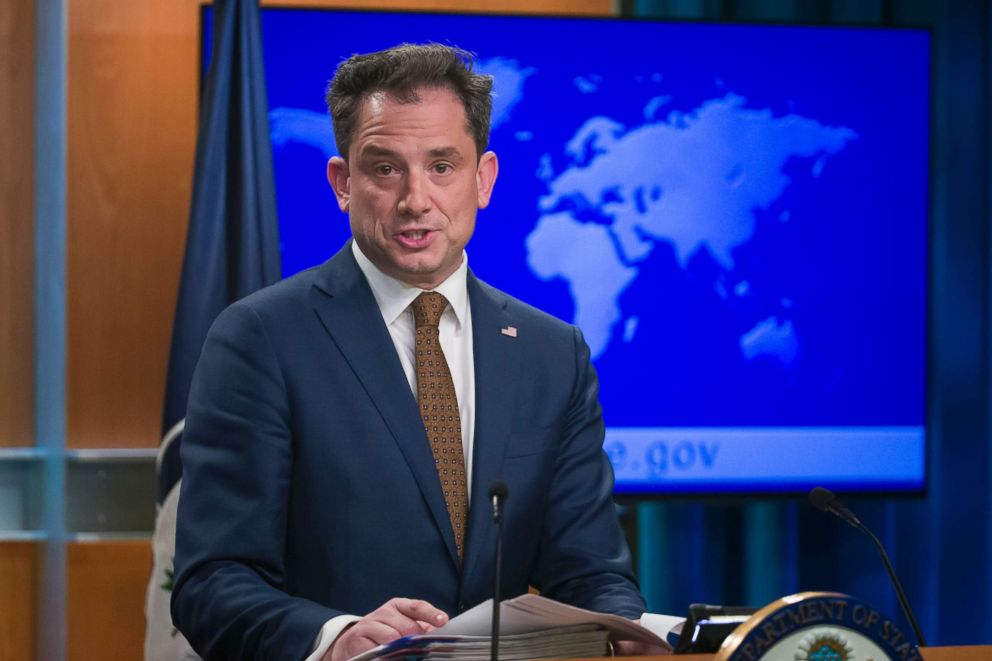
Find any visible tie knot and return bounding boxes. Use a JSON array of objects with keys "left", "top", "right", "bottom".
[{"left": 412, "top": 291, "right": 449, "bottom": 328}]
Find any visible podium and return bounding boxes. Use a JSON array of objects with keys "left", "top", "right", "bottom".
[
  {"left": 652, "top": 592, "right": 984, "bottom": 660},
  {"left": 573, "top": 649, "right": 991, "bottom": 660}
]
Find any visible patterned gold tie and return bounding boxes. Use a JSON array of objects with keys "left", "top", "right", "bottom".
[{"left": 411, "top": 291, "right": 468, "bottom": 560}]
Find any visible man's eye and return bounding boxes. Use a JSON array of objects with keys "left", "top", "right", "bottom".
[
  {"left": 375, "top": 164, "right": 395, "bottom": 175},
  {"left": 433, "top": 163, "right": 452, "bottom": 174}
]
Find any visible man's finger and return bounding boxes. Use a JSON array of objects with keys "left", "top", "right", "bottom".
[
  {"left": 388, "top": 598, "right": 448, "bottom": 628},
  {"left": 349, "top": 619, "right": 406, "bottom": 646},
  {"left": 329, "top": 622, "right": 397, "bottom": 661},
  {"left": 366, "top": 607, "right": 432, "bottom": 638}
]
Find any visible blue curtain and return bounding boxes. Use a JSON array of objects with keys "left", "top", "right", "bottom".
[{"left": 629, "top": 0, "right": 992, "bottom": 647}]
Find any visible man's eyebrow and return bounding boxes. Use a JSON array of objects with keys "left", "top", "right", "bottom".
[
  {"left": 358, "top": 144, "right": 399, "bottom": 159},
  {"left": 357, "top": 144, "right": 466, "bottom": 161},
  {"left": 427, "top": 146, "right": 464, "bottom": 160}
]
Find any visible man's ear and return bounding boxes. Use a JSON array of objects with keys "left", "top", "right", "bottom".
[
  {"left": 327, "top": 156, "right": 350, "bottom": 212},
  {"left": 476, "top": 151, "right": 499, "bottom": 209}
]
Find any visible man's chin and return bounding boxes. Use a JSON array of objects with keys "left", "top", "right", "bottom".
[
  {"left": 388, "top": 260, "right": 448, "bottom": 289},
  {"left": 386, "top": 253, "right": 463, "bottom": 289}
]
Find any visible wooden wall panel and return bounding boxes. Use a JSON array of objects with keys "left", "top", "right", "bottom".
[
  {"left": 67, "top": 540, "right": 150, "bottom": 661},
  {"left": 66, "top": 0, "right": 201, "bottom": 448},
  {"left": 65, "top": 0, "right": 615, "bottom": 450},
  {"left": 0, "top": 543, "right": 37, "bottom": 660},
  {"left": 0, "top": 0, "right": 35, "bottom": 447}
]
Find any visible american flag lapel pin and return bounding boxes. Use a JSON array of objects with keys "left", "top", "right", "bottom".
[{"left": 500, "top": 325, "right": 518, "bottom": 338}]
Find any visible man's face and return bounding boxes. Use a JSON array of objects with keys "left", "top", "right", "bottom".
[{"left": 327, "top": 87, "right": 498, "bottom": 289}]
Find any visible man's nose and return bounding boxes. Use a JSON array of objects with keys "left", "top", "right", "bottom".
[{"left": 398, "top": 170, "right": 432, "bottom": 216}]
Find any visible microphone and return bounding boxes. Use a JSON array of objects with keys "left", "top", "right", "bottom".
[
  {"left": 489, "top": 481, "right": 508, "bottom": 661},
  {"left": 808, "top": 487, "right": 927, "bottom": 647},
  {"left": 490, "top": 481, "right": 507, "bottom": 524}
]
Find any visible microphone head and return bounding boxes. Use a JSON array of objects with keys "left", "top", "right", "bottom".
[
  {"left": 809, "top": 486, "right": 837, "bottom": 511},
  {"left": 489, "top": 481, "right": 508, "bottom": 501}
]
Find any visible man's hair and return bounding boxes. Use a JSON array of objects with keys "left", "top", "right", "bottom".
[{"left": 326, "top": 43, "right": 493, "bottom": 160}]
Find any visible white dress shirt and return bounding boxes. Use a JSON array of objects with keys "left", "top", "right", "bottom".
[{"left": 306, "top": 241, "right": 476, "bottom": 660}]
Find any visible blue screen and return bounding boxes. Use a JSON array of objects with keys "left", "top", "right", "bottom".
[{"left": 203, "top": 9, "right": 929, "bottom": 494}]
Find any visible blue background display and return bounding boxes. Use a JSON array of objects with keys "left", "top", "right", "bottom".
[{"left": 203, "top": 8, "right": 929, "bottom": 493}]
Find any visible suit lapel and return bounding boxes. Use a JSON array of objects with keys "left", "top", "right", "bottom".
[
  {"left": 462, "top": 273, "right": 520, "bottom": 584},
  {"left": 310, "top": 245, "right": 460, "bottom": 566}
]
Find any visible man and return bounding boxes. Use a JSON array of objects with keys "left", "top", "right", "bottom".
[{"left": 171, "top": 44, "right": 649, "bottom": 661}]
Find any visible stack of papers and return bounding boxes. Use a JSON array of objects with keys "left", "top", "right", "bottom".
[
  {"left": 347, "top": 594, "right": 680, "bottom": 661},
  {"left": 350, "top": 624, "right": 608, "bottom": 660}
]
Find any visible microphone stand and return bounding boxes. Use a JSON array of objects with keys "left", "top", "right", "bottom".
[
  {"left": 809, "top": 487, "right": 928, "bottom": 648},
  {"left": 489, "top": 482, "right": 507, "bottom": 661}
]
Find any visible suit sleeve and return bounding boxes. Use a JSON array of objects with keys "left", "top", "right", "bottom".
[
  {"left": 529, "top": 326, "right": 647, "bottom": 619},
  {"left": 170, "top": 302, "right": 338, "bottom": 661}
]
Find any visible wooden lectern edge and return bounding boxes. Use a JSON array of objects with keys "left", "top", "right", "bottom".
[{"left": 566, "top": 645, "right": 992, "bottom": 660}]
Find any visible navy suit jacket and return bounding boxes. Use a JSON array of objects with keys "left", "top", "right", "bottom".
[{"left": 171, "top": 244, "right": 645, "bottom": 660}]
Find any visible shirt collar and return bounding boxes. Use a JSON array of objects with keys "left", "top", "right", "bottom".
[{"left": 352, "top": 240, "right": 469, "bottom": 329}]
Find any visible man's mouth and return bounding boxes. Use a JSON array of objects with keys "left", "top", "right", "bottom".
[{"left": 395, "top": 229, "right": 435, "bottom": 248}]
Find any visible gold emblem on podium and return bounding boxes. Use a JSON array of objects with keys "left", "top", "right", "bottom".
[{"left": 714, "top": 592, "right": 920, "bottom": 661}]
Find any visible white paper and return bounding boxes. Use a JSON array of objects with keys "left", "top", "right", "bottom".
[{"left": 640, "top": 611, "right": 686, "bottom": 638}]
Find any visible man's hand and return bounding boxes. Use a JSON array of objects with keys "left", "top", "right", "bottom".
[{"left": 323, "top": 598, "right": 449, "bottom": 661}]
